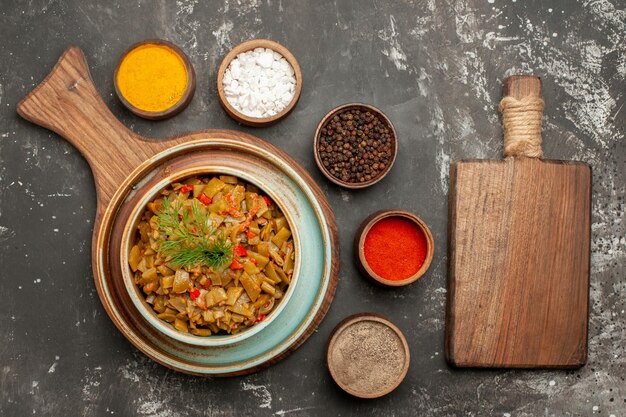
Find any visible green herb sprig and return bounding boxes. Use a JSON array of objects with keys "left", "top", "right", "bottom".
[{"left": 156, "top": 196, "right": 232, "bottom": 269}]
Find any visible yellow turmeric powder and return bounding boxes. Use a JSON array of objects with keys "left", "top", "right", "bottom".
[{"left": 116, "top": 43, "right": 188, "bottom": 113}]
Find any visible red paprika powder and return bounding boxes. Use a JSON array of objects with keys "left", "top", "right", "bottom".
[{"left": 363, "top": 216, "right": 427, "bottom": 280}]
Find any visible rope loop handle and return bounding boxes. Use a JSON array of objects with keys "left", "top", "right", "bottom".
[{"left": 498, "top": 96, "right": 544, "bottom": 158}]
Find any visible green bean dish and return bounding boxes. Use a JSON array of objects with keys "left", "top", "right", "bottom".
[{"left": 128, "top": 175, "right": 295, "bottom": 336}]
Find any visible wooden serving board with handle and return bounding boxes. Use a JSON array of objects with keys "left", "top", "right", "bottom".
[
  {"left": 446, "top": 75, "right": 591, "bottom": 368},
  {"left": 16, "top": 45, "right": 340, "bottom": 376}
]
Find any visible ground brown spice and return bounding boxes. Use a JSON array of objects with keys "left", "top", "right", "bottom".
[{"left": 330, "top": 320, "right": 406, "bottom": 396}]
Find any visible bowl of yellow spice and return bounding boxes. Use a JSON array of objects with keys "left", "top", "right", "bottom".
[{"left": 114, "top": 39, "right": 196, "bottom": 120}]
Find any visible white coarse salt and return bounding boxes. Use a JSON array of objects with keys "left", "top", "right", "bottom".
[{"left": 222, "top": 48, "right": 297, "bottom": 118}]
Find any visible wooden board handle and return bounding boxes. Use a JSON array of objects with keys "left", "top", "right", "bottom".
[
  {"left": 503, "top": 75, "right": 542, "bottom": 100},
  {"left": 17, "top": 46, "right": 161, "bottom": 204},
  {"left": 500, "top": 75, "right": 544, "bottom": 158}
]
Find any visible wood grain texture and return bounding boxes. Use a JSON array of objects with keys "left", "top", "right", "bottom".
[
  {"left": 446, "top": 157, "right": 591, "bottom": 368},
  {"left": 16, "top": 46, "right": 339, "bottom": 376},
  {"left": 503, "top": 75, "right": 541, "bottom": 99}
]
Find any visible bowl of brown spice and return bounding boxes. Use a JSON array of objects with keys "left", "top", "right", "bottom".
[
  {"left": 314, "top": 103, "right": 398, "bottom": 189},
  {"left": 326, "top": 313, "right": 410, "bottom": 398}
]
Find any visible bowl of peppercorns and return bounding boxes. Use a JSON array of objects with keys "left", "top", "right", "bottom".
[{"left": 314, "top": 103, "right": 397, "bottom": 189}]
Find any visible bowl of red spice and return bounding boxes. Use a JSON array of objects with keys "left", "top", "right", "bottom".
[
  {"left": 314, "top": 103, "right": 397, "bottom": 189},
  {"left": 354, "top": 209, "right": 434, "bottom": 287}
]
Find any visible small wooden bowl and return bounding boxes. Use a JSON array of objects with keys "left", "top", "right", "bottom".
[
  {"left": 313, "top": 103, "right": 398, "bottom": 189},
  {"left": 216, "top": 39, "right": 303, "bottom": 127},
  {"left": 354, "top": 209, "right": 434, "bottom": 287},
  {"left": 114, "top": 39, "right": 196, "bottom": 120},
  {"left": 326, "top": 313, "right": 410, "bottom": 398}
]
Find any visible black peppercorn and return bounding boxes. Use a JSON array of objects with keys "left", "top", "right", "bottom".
[{"left": 317, "top": 107, "right": 394, "bottom": 184}]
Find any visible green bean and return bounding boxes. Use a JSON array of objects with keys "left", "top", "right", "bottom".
[
  {"left": 130, "top": 175, "right": 295, "bottom": 336},
  {"left": 271, "top": 227, "right": 291, "bottom": 247}
]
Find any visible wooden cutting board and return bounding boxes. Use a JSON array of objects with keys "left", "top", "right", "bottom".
[{"left": 445, "top": 75, "right": 591, "bottom": 368}]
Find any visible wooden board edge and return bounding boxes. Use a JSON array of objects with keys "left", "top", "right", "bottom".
[
  {"left": 444, "top": 162, "right": 459, "bottom": 366},
  {"left": 453, "top": 158, "right": 592, "bottom": 167},
  {"left": 446, "top": 360, "right": 587, "bottom": 369},
  {"left": 16, "top": 45, "right": 83, "bottom": 123},
  {"left": 581, "top": 162, "right": 592, "bottom": 367}
]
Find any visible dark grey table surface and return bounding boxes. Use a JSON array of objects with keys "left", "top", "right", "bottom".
[{"left": 1, "top": 1, "right": 624, "bottom": 416}]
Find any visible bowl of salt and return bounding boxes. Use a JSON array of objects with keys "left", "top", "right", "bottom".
[{"left": 217, "top": 39, "right": 302, "bottom": 127}]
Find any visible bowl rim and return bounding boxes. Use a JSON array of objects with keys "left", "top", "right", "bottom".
[
  {"left": 114, "top": 38, "right": 196, "bottom": 120},
  {"left": 354, "top": 209, "right": 434, "bottom": 287},
  {"left": 313, "top": 103, "right": 398, "bottom": 189},
  {"left": 216, "top": 38, "right": 302, "bottom": 127},
  {"left": 326, "top": 313, "right": 410, "bottom": 398},
  {"left": 120, "top": 167, "right": 302, "bottom": 347}
]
